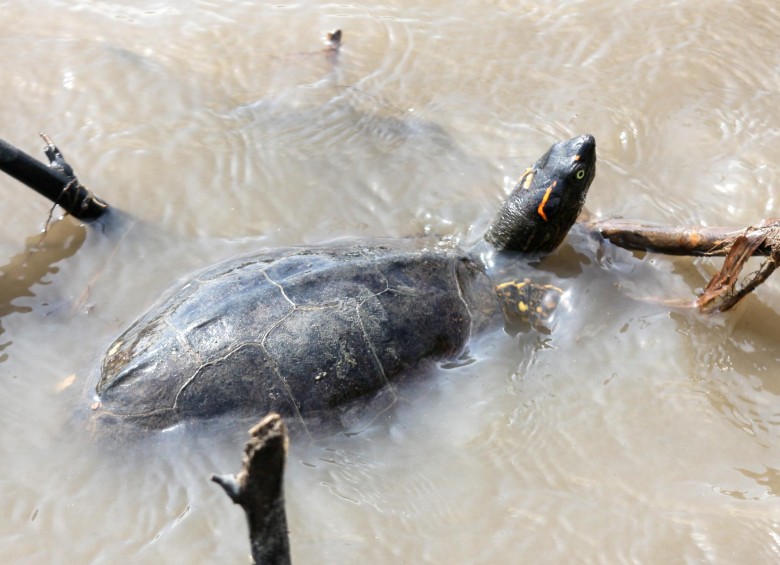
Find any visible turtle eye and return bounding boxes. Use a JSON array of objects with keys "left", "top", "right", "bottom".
[{"left": 575, "top": 168, "right": 586, "bottom": 180}]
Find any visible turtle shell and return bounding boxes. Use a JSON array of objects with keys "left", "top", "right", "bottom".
[{"left": 95, "top": 238, "right": 499, "bottom": 431}]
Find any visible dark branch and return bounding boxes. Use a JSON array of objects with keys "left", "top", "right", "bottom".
[
  {"left": 0, "top": 134, "right": 108, "bottom": 221},
  {"left": 212, "top": 413, "right": 291, "bottom": 565}
]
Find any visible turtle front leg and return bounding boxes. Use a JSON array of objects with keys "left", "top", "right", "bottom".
[{"left": 495, "top": 279, "right": 566, "bottom": 333}]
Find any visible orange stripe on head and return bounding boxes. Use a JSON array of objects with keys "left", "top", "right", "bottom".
[{"left": 537, "top": 181, "right": 556, "bottom": 222}]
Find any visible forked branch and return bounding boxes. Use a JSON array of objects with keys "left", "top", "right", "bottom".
[
  {"left": 212, "top": 413, "right": 291, "bottom": 565},
  {"left": 586, "top": 217, "right": 780, "bottom": 312}
]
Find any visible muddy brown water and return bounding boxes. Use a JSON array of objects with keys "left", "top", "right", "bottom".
[{"left": 2, "top": 1, "right": 780, "bottom": 563}]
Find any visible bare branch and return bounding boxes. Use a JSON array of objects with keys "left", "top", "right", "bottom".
[
  {"left": 584, "top": 217, "right": 780, "bottom": 313},
  {"left": 212, "top": 413, "right": 291, "bottom": 565}
]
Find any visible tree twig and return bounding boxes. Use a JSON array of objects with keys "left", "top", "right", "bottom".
[
  {"left": 0, "top": 134, "right": 108, "bottom": 221},
  {"left": 212, "top": 413, "right": 291, "bottom": 565},
  {"left": 584, "top": 217, "right": 780, "bottom": 312},
  {"left": 586, "top": 217, "right": 780, "bottom": 257},
  {"left": 696, "top": 220, "right": 780, "bottom": 312}
]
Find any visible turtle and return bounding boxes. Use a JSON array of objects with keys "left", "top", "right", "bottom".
[{"left": 93, "top": 134, "right": 596, "bottom": 433}]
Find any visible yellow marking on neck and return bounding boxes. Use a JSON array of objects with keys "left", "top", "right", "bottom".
[
  {"left": 519, "top": 168, "right": 535, "bottom": 190},
  {"left": 537, "top": 181, "right": 556, "bottom": 222}
]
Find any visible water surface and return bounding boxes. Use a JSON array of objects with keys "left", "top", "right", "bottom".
[{"left": 2, "top": 1, "right": 780, "bottom": 563}]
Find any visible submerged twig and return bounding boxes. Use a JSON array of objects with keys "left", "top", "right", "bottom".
[
  {"left": 585, "top": 217, "right": 780, "bottom": 312},
  {"left": 696, "top": 220, "right": 780, "bottom": 313}
]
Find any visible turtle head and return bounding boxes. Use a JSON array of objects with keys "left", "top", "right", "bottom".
[{"left": 484, "top": 134, "right": 596, "bottom": 253}]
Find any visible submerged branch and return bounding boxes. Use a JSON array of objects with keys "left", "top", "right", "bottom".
[
  {"left": 586, "top": 217, "right": 780, "bottom": 257},
  {"left": 0, "top": 134, "right": 108, "bottom": 221},
  {"left": 584, "top": 217, "right": 780, "bottom": 313}
]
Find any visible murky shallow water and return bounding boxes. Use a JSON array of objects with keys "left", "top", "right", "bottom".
[{"left": 2, "top": 1, "right": 780, "bottom": 563}]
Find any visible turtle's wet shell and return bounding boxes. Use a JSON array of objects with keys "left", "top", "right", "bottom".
[{"left": 95, "top": 238, "right": 499, "bottom": 431}]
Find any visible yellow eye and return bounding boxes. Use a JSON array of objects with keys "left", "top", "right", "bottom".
[{"left": 575, "top": 169, "right": 586, "bottom": 180}]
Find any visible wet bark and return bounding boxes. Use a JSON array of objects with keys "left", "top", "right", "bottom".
[
  {"left": 0, "top": 134, "right": 108, "bottom": 221},
  {"left": 585, "top": 217, "right": 780, "bottom": 312},
  {"left": 586, "top": 217, "right": 780, "bottom": 257},
  {"left": 212, "top": 414, "right": 291, "bottom": 565}
]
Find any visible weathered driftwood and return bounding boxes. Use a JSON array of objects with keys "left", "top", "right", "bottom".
[
  {"left": 212, "top": 414, "right": 291, "bottom": 565},
  {"left": 0, "top": 133, "right": 108, "bottom": 221},
  {"left": 586, "top": 217, "right": 780, "bottom": 312}
]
